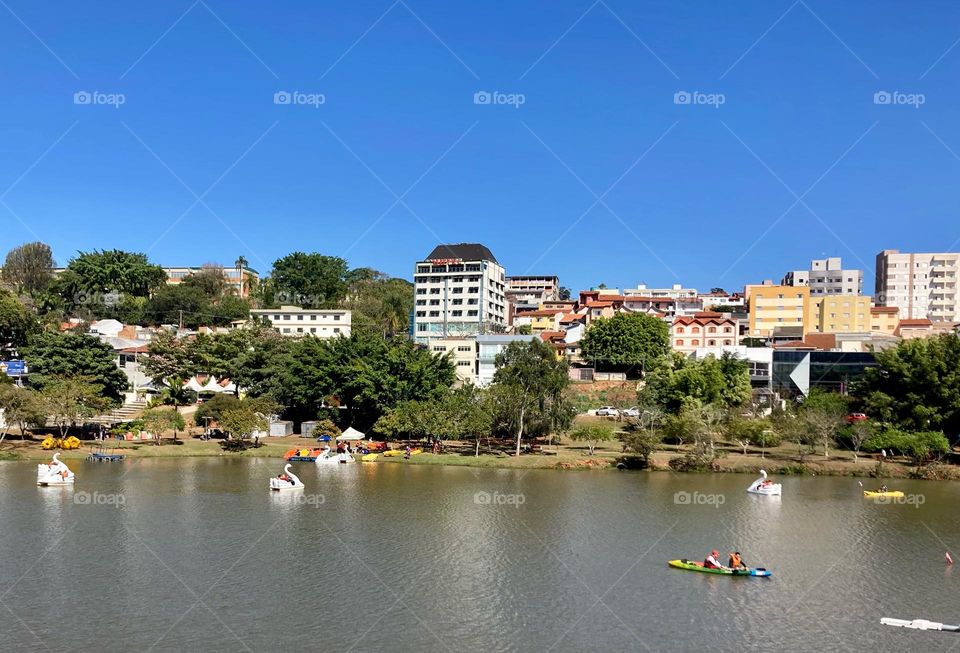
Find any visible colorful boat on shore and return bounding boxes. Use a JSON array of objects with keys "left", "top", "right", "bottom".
[
  {"left": 284, "top": 448, "right": 325, "bottom": 462},
  {"left": 383, "top": 448, "right": 423, "bottom": 457},
  {"left": 668, "top": 559, "right": 771, "bottom": 577},
  {"left": 361, "top": 453, "right": 379, "bottom": 462}
]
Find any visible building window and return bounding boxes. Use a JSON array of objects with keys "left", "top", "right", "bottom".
[
  {"left": 416, "top": 311, "right": 426, "bottom": 317},
  {"left": 297, "top": 328, "right": 303, "bottom": 333},
  {"left": 274, "top": 314, "right": 280, "bottom": 320},
  {"left": 452, "top": 299, "right": 463, "bottom": 305},
  {"left": 457, "top": 361, "right": 471, "bottom": 367},
  {"left": 297, "top": 315, "right": 303, "bottom": 320},
  {"left": 723, "top": 339, "right": 732, "bottom": 345},
  {"left": 310, "top": 328, "right": 316, "bottom": 333},
  {"left": 691, "top": 339, "right": 699, "bottom": 346},
  {"left": 283, "top": 315, "right": 290, "bottom": 320},
  {"left": 676, "top": 326, "right": 684, "bottom": 334},
  {"left": 429, "top": 311, "right": 440, "bottom": 317},
  {"left": 453, "top": 288, "right": 463, "bottom": 294},
  {"left": 452, "top": 310, "right": 462, "bottom": 316},
  {"left": 433, "top": 346, "right": 445, "bottom": 352},
  {"left": 283, "top": 328, "right": 291, "bottom": 333},
  {"left": 468, "top": 287, "right": 479, "bottom": 294},
  {"left": 692, "top": 327, "right": 700, "bottom": 333},
  {"left": 676, "top": 339, "right": 684, "bottom": 346},
  {"left": 310, "top": 315, "right": 316, "bottom": 320},
  {"left": 708, "top": 340, "right": 716, "bottom": 346},
  {"left": 429, "top": 300, "right": 440, "bottom": 306},
  {"left": 457, "top": 346, "right": 471, "bottom": 352},
  {"left": 708, "top": 326, "right": 716, "bottom": 333},
  {"left": 468, "top": 310, "right": 478, "bottom": 317}
]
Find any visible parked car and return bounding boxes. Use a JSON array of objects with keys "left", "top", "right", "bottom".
[
  {"left": 619, "top": 407, "right": 640, "bottom": 418},
  {"left": 846, "top": 413, "right": 868, "bottom": 424},
  {"left": 596, "top": 406, "right": 618, "bottom": 416}
]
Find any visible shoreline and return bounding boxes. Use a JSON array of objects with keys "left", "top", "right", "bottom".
[{"left": 2, "top": 436, "right": 955, "bottom": 481}]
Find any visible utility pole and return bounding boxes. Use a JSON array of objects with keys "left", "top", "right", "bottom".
[{"left": 179, "top": 310, "right": 183, "bottom": 329}]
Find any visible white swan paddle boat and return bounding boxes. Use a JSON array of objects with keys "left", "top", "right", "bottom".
[
  {"left": 315, "top": 446, "right": 354, "bottom": 465},
  {"left": 746, "top": 469, "right": 781, "bottom": 496},
  {"left": 37, "top": 453, "right": 75, "bottom": 486},
  {"left": 270, "top": 464, "right": 304, "bottom": 491}
]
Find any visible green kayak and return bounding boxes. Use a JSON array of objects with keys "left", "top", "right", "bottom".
[{"left": 669, "top": 559, "right": 771, "bottom": 577}]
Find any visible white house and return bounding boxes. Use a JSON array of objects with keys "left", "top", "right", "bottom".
[{"left": 250, "top": 305, "right": 351, "bottom": 338}]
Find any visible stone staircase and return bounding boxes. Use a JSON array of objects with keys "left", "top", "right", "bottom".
[{"left": 87, "top": 400, "right": 148, "bottom": 425}]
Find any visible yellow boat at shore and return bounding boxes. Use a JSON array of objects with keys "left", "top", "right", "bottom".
[{"left": 361, "top": 453, "right": 378, "bottom": 462}]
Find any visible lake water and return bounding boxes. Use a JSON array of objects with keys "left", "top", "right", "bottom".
[{"left": 1, "top": 458, "right": 959, "bottom": 652}]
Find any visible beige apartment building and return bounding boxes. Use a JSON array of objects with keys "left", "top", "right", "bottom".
[
  {"left": 870, "top": 306, "right": 899, "bottom": 335},
  {"left": 748, "top": 285, "right": 810, "bottom": 337},
  {"left": 809, "top": 295, "right": 871, "bottom": 333},
  {"left": 875, "top": 249, "right": 960, "bottom": 321},
  {"left": 426, "top": 337, "right": 476, "bottom": 384}
]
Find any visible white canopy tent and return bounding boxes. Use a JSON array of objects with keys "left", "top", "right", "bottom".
[
  {"left": 183, "top": 376, "right": 237, "bottom": 394},
  {"left": 336, "top": 427, "right": 364, "bottom": 441}
]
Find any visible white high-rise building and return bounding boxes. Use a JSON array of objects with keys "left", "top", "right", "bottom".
[
  {"left": 875, "top": 249, "right": 960, "bottom": 321},
  {"left": 782, "top": 257, "right": 863, "bottom": 296},
  {"left": 412, "top": 244, "right": 507, "bottom": 345}
]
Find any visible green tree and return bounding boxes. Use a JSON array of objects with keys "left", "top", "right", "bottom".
[
  {"left": 141, "top": 331, "right": 193, "bottom": 383},
  {"left": 620, "top": 428, "right": 662, "bottom": 465},
  {"left": 144, "top": 284, "right": 210, "bottom": 327},
  {"left": 799, "top": 388, "right": 848, "bottom": 458},
  {"left": 181, "top": 265, "right": 228, "bottom": 298},
  {"left": 3, "top": 242, "right": 54, "bottom": 295},
  {"left": 217, "top": 397, "right": 278, "bottom": 443},
  {"left": 856, "top": 334, "right": 960, "bottom": 435},
  {"left": 342, "top": 272, "right": 413, "bottom": 338},
  {"left": 22, "top": 331, "right": 127, "bottom": 405},
  {"left": 558, "top": 286, "right": 572, "bottom": 301},
  {"left": 0, "top": 289, "right": 38, "bottom": 350},
  {"left": 515, "top": 324, "right": 532, "bottom": 335},
  {"left": 640, "top": 352, "right": 751, "bottom": 414},
  {"left": 0, "top": 386, "right": 46, "bottom": 442},
  {"left": 273, "top": 333, "right": 454, "bottom": 429},
  {"left": 569, "top": 422, "right": 616, "bottom": 455},
  {"left": 579, "top": 312, "right": 669, "bottom": 375},
  {"left": 491, "top": 339, "right": 572, "bottom": 456},
  {"left": 52, "top": 249, "right": 166, "bottom": 316},
  {"left": 142, "top": 407, "right": 186, "bottom": 443},
  {"left": 39, "top": 377, "right": 112, "bottom": 437},
  {"left": 264, "top": 252, "right": 349, "bottom": 308}
]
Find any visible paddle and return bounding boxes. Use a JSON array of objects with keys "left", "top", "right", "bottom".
[{"left": 881, "top": 618, "right": 960, "bottom": 632}]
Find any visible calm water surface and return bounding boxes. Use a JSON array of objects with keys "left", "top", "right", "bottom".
[{"left": 2, "top": 458, "right": 959, "bottom": 652}]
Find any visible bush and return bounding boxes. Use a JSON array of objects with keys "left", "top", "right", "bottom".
[
  {"left": 312, "top": 418, "right": 340, "bottom": 439},
  {"left": 863, "top": 428, "right": 950, "bottom": 464}
]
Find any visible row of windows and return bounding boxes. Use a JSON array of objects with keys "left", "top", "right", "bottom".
[
  {"left": 675, "top": 339, "right": 734, "bottom": 347},
  {"left": 416, "top": 310, "right": 480, "bottom": 318},
  {"left": 273, "top": 314, "right": 342, "bottom": 321},
  {"left": 675, "top": 326, "right": 733, "bottom": 334},
  {"left": 281, "top": 327, "right": 341, "bottom": 334}
]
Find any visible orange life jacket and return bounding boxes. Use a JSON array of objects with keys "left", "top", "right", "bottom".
[{"left": 729, "top": 553, "right": 742, "bottom": 568}]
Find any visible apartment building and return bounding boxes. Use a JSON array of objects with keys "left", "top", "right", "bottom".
[
  {"left": 782, "top": 257, "right": 863, "bottom": 296},
  {"left": 250, "top": 305, "right": 350, "bottom": 338},
  {"left": 875, "top": 249, "right": 960, "bottom": 321},
  {"left": 412, "top": 244, "right": 507, "bottom": 346},
  {"left": 476, "top": 334, "right": 538, "bottom": 386},
  {"left": 506, "top": 275, "right": 560, "bottom": 309},
  {"left": 624, "top": 283, "right": 697, "bottom": 300},
  {"left": 809, "top": 295, "right": 871, "bottom": 333},
  {"left": 671, "top": 312, "right": 739, "bottom": 354},
  {"left": 52, "top": 264, "right": 260, "bottom": 298},
  {"left": 748, "top": 285, "right": 810, "bottom": 337},
  {"left": 869, "top": 306, "right": 899, "bottom": 335},
  {"left": 426, "top": 337, "right": 477, "bottom": 384}
]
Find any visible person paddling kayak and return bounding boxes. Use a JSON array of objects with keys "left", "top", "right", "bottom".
[
  {"left": 704, "top": 550, "right": 726, "bottom": 570},
  {"left": 728, "top": 551, "right": 746, "bottom": 570}
]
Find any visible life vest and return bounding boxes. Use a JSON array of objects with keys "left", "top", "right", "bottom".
[{"left": 729, "top": 553, "right": 741, "bottom": 568}]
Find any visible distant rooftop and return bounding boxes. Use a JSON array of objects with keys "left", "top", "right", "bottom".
[{"left": 423, "top": 243, "right": 498, "bottom": 263}]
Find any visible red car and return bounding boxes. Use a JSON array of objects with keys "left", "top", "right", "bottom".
[{"left": 846, "top": 413, "right": 868, "bottom": 424}]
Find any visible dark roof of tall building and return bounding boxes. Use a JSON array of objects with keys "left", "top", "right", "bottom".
[{"left": 423, "top": 243, "right": 498, "bottom": 263}]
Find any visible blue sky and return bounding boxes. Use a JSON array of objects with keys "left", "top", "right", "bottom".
[{"left": 1, "top": 1, "right": 959, "bottom": 294}]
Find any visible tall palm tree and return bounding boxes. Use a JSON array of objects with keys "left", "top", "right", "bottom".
[{"left": 234, "top": 256, "right": 248, "bottom": 298}]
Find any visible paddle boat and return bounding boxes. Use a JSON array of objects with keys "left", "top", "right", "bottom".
[
  {"left": 270, "top": 464, "right": 304, "bottom": 491},
  {"left": 315, "top": 447, "right": 354, "bottom": 465},
  {"left": 361, "top": 453, "right": 379, "bottom": 462},
  {"left": 668, "top": 559, "right": 771, "bottom": 577},
  {"left": 37, "top": 453, "right": 75, "bottom": 486},
  {"left": 284, "top": 447, "right": 326, "bottom": 462},
  {"left": 382, "top": 448, "right": 423, "bottom": 457},
  {"left": 746, "top": 469, "right": 782, "bottom": 496}
]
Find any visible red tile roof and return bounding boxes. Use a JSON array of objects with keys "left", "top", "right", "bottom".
[
  {"left": 870, "top": 306, "right": 898, "bottom": 313},
  {"left": 898, "top": 319, "right": 933, "bottom": 327}
]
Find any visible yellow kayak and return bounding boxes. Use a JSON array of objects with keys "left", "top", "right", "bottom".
[
  {"left": 361, "top": 453, "right": 378, "bottom": 462},
  {"left": 864, "top": 490, "right": 904, "bottom": 498}
]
